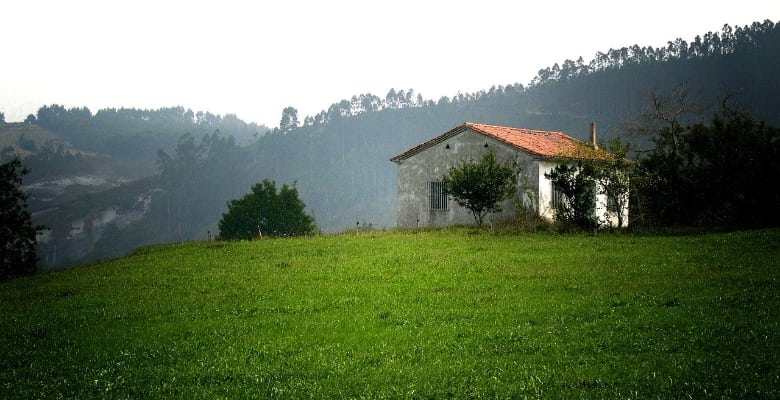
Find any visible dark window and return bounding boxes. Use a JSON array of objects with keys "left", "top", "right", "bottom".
[
  {"left": 552, "top": 182, "right": 564, "bottom": 209},
  {"left": 429, "top": 181, "right": 448, "bottom": 210},
  {"left": 607, "top": 193, "right": 617, "bottom": 210}
]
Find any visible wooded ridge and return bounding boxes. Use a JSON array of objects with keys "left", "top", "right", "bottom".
[{"left": 2, "top": 20, "right": 777, "bottom": 269}]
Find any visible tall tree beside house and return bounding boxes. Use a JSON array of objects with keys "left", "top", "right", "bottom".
[
  {"left": 546, "top": 162, "right": 600, "bottom": 232},
  {"left": 639, "top": 103, "right": 780, "bottom": 227},
  {"left": 588, "top": 138, "right": 633, "bottom": 229},
  {"left": 1, "top": 159, "right": 41, "bottom": 281},
  {"left": 218, "top": 179, "right": 317, "bottom": 240},
  {"left": 548, "top": 142, "right": 635, "bottom": 231},
  {"left": 442, "top": 152, "right": 519, "bottom": 226}
]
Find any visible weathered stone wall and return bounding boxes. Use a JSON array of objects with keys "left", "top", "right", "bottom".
[{"left": 395, "top": 129, "right": 541, "bottom": 228}]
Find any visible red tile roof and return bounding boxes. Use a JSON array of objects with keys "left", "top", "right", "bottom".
[{"left": 390, "top": 122, "right": 594, "bottom": 162}]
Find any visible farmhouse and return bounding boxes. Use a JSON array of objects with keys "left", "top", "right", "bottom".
[{"left": 389, "top": 122, "right": 628, "bottom": 228}]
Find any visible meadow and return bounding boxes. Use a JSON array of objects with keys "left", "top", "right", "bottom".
[{"left": 1, "top": 229, "right": 778, "bottom": 399}]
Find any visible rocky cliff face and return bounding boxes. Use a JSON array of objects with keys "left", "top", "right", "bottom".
[{"left": 28, "top": 174, "right": 161, "bottom": 270}]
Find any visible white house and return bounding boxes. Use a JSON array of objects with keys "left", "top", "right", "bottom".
[{"left": 389, "top": 122, "right": 628, "bottom": 228}]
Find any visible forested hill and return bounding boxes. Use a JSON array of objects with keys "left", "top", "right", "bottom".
[
  {"left": 287, "top": 19, "right": 779, "bottom": 134},
  {"left": 257, "top": 19, "right": 779, "bottom": 229},
  {"left": 4, "top": 19, "right": 777, "bottom": 269}
]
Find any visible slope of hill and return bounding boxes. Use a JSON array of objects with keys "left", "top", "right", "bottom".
[
  {"left": 0, "top": 122, "right": 153, "bottom": 210},
  {"left": 0, "top": 123, "right": 65, "bottom": 158},
  {"left": 2, "top": 229, "right": 778, "bottom": 398},
  {"left": 248, "top": 19, "right": 780, "bottom": 233},
  {"left": 8, "top": 20, "right": 779, "bottom": 269}
]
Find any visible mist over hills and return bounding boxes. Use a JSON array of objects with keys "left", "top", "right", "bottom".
[{"left": 2, "top": 19, "right": 778, "bottom": 269}]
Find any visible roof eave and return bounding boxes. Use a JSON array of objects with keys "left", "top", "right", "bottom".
[
  {"left": 389, "top": 122, "right": 603, "bottom": 162},
  {"left": 389, "top": 123, "right": 470, "bottom": 162}
]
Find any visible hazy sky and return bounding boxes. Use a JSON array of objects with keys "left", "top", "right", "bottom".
[{"left": 1, "top": 0, "right": 777, "bottom": 127}]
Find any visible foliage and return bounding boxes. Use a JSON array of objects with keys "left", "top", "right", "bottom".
[
  {"left": 638, "top": 100, "right": 780, "bottom": 227},
  {"left": 18, "top": 19, "right": 780, "bottom": 269},
  {"left": 22, "top": 141, "right": 91, "bottom": 180},
  {"left": 32, "top": 105, "right": 266, "bottom": 158},
  {"left": 276, "top": 106, "right": 299, "bottom": 134},
  {"left": 283, "top": 21, "right": 778, "bottom": 128},
  {"left": 529, "top": 20, "right": 777, "bottom": 86},
  {"left": 548, "top": 139, "right": 635, "bottom": 231},
  {"left": 0, "top": 159, "right": 40, "bottom": 281},
  {"left": 442, "top": 152, "right": 519, "bottom": 226},
  {"left": 1, "top": 229, "right": 778, "bottom": 398},
  {"left": 218, "top": 179, "right": 317, "bottom": 240},
  {"left": 152, "top": 132, "right": 253, "bottom": 237},
  {"left": 546, "top": 162, "right": 600, "bottom": 231},
  {"left": 592, "top": 138, "right": 633, "bottom": 228}
]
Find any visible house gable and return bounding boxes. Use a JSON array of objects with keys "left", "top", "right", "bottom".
[
  {"left": 390, "top": 122, "right": 587, "bottom": 163},
  {"left": 391, "top": 124, "right": 546, "bottom": 228},
  {"left": 390, "top": 122, "right": 627, "bottom": 228}
]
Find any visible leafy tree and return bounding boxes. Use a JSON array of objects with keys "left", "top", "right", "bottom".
[
  {"left": 640, "top": 102, "right": 780, "bottom": 227},
  {"left": 442, "top": 152, "right": 519, "bottom": 226},
  {"left": 218, "top": 179, "right": 317, "bottom": 240},
  {"left": 686, "top": 107, "right": 780, "bottom": 227},
  {"left": 0, "top": 112, "right": 5, "bottom": 124},
  {"left": 546, "top": 139, "right": 635, "bottom": 231},
  {"left": 546, "top": 162, "right": 600, "bottom": 232},
  {"left": 1, "top": 159, "right": 40, "bottom": 281},
  {"left": 592, "top": 138, "right": 634, "bottom": 228}
]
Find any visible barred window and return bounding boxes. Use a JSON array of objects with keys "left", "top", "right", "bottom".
[
  {"left": 552, "top": 182, "right": 564, "bottom": 209},
  {"left": 429, "top": 181, "right": 448, "bottom": 211}
]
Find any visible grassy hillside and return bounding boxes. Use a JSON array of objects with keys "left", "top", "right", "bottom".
[
  {"left": 0, "top": 123, "right": 63, "bottom": 158},
  {"left": 2, "top": 229, "right": 779, "bottom": 399}
]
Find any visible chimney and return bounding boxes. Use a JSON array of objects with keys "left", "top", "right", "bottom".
[{"left": 589, "top": 122, "right": 597, "bottom": 148}]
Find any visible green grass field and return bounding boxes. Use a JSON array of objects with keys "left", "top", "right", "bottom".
[{"left": 1, "top": 229, "right": 779, "bottom": 399}]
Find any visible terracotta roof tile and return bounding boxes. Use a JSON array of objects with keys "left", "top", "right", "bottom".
[{"left": 390, "top": 122, "right": 599, "bottom": 162}]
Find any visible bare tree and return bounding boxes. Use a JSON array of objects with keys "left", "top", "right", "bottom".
[{"left": 625, "top": 83, "right": 704, "bottom": 156}]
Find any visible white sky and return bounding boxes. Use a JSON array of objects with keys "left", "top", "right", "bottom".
[{"left": 1, "top": 0, "right": 777, "bottom": 127}]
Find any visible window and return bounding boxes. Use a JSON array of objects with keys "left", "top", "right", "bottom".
[
  {"left": 551, "top": 182, "right": 564, "bottom": 210},
  {"left": 429, "top": 181, "right": 448, "bottom": 210},
  {"left": 607, "top": 193, "right": 618, "bottom": 210}
]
